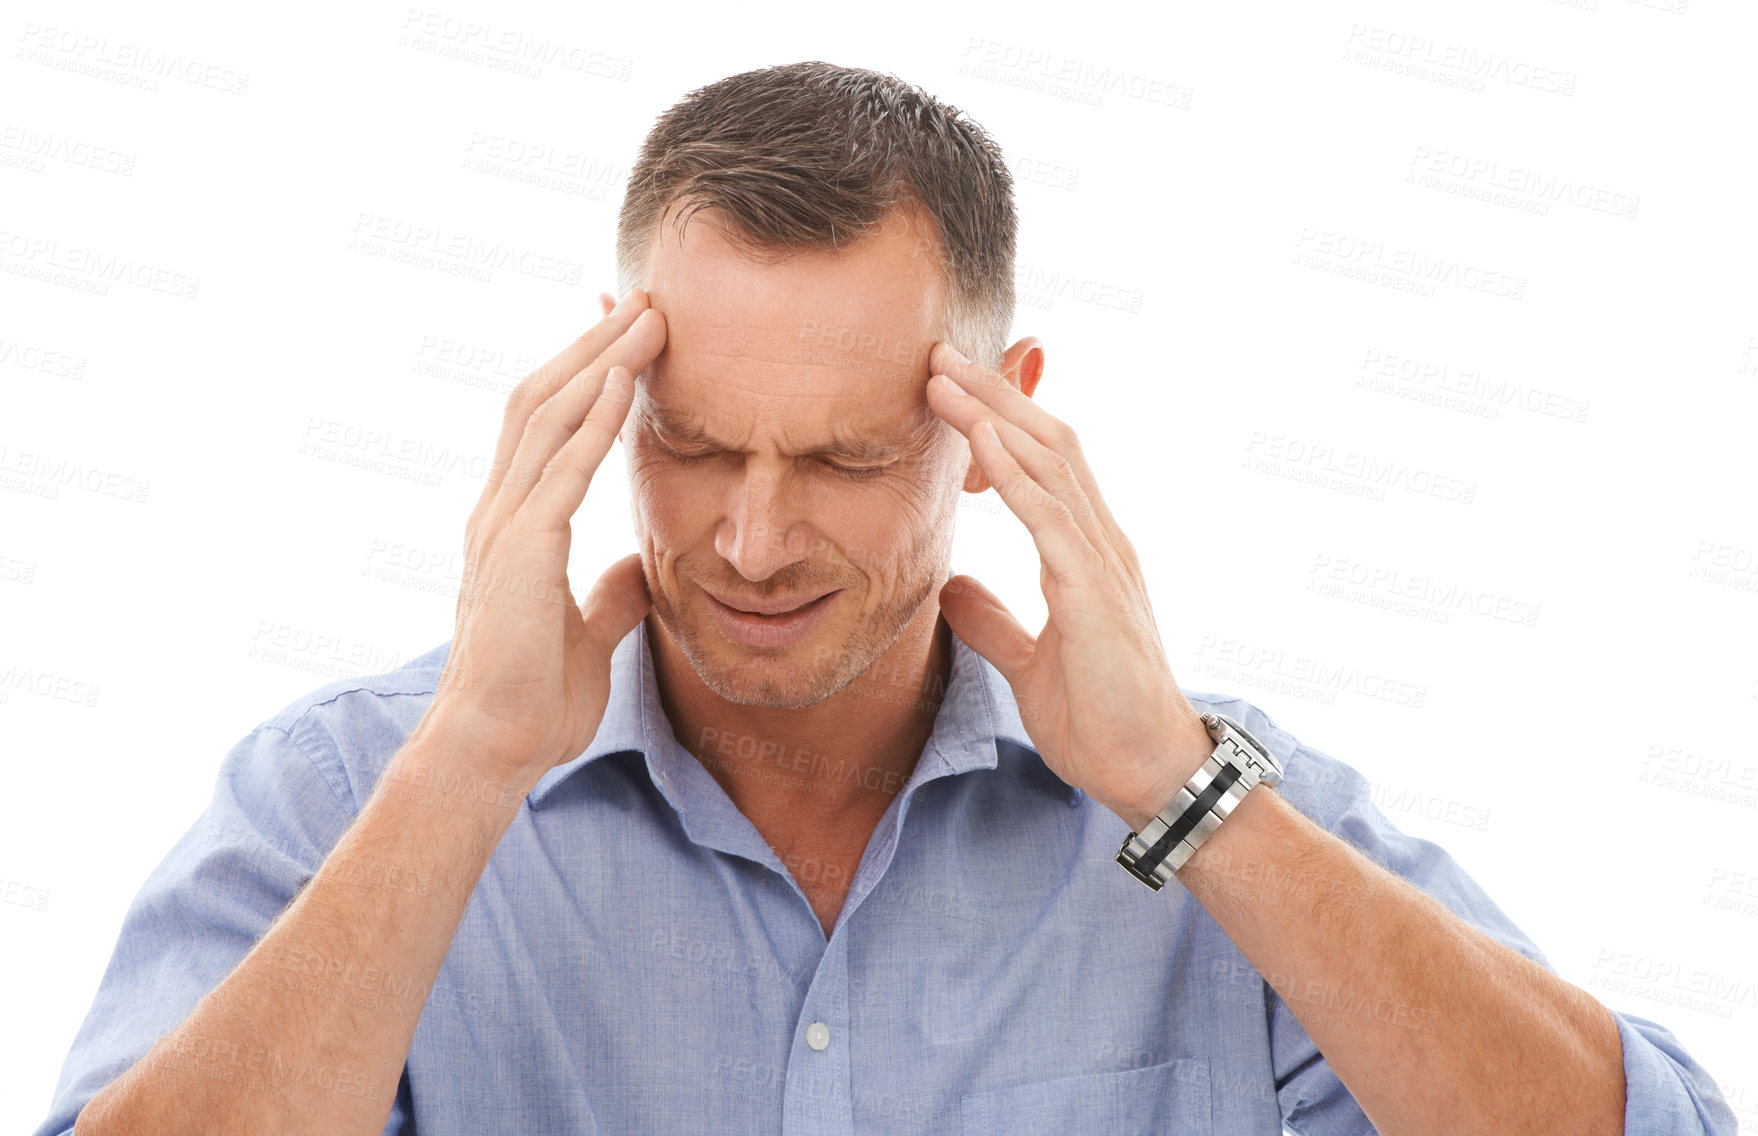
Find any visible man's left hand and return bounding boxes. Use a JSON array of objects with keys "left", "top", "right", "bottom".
[{"left": 924, "top": 341, "right": 1215, "bottom": 833}]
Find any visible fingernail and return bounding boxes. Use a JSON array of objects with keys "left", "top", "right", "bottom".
[
  {"left": 943, "top": 344, "right": 969, "bottom": 364},
  {"left": 612, "top": 289, "right": 636, "bottom": 316}
]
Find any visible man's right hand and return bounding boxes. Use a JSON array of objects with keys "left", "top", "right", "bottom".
[
  {"left": 72, "top": 290, "right": 670, "bottom": 1136},
  {"left": 419, "top": 288, "right": 667, "bottom": 789}
]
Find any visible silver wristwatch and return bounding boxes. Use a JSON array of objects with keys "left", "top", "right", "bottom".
[{"left": 1116, "top": 712, "right": 1284, "bottom": 890}]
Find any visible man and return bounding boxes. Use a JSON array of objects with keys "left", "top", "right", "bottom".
[{"left": 36, "top": 61, "right": 1733, "bottom": 1135}]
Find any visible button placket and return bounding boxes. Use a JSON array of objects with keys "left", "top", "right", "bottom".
[{"left": 783, "top": 935, "right": 853, "bottom": 1133}]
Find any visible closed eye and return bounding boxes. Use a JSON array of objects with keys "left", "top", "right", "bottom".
[
  {"left": 659, "top": 444, "right": 886, "bottom": 482},
  {"left": 822, "top": 461, "right": 886, "bottom": 481},
  {"left": 659, "top": 446, "right": 721, "bottom": 466}
]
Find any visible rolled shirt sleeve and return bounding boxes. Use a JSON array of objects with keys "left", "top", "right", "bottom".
[
  {"left": 1188, "top": 694, "right": 1738, "bottom": 1136},
  {"left": 30, "top": 713, "right": 415, "bottom": 1136}
]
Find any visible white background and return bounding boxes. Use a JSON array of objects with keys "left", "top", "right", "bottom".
[{"left": 3, "top": 0, "right": 1755, "bottom": 1129}]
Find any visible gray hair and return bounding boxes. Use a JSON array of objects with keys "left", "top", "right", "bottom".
[{"left": 615, "top": 60, "right": 1017, "bottom": 370}]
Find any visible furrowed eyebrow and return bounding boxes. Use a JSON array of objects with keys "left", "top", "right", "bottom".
[{"left": 641, "top": 399, "right": 939, "bottom": 464}]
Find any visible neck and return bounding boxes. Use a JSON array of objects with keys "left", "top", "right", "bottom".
[{"left": 647, "top": 598, "right": 955, "bottom": 830}]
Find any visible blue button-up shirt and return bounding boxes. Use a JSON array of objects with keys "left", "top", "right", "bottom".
[{"left": 36, "top": 614, "right": 1735, "bottom": 1134}]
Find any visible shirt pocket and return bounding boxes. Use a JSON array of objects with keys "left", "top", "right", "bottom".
[{"left": 960, "top": 1055, "right": 1211, "bottom": 1136}]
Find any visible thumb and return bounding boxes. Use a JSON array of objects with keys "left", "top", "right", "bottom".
[
  {"left": 579, "top": 552, "right": 653, "bottom": 658},
  {"left": 939, "top": 574, "right": 1034, "bottom": 685}
]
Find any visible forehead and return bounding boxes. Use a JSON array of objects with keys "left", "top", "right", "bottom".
[{"left": 636, "top": 204, "right": 949, "bottom": 446}]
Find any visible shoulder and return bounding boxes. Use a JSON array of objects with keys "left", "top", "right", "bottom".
[
  {"left": 256, "top": 637, "right": 452, "bottom": 730},
  {"left": 242, "top": 637, "right": 454, "bottom": 808}
]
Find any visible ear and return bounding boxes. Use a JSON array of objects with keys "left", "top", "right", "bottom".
[
  {"left": 598, "top": 292, "right": 618, "bottom": 317},
  {"left": 963, "top": 336, "right": 1045, "bottom": 494},
  {"left": 1002, "top": 336, "right": 1045, "bottom": 400}
]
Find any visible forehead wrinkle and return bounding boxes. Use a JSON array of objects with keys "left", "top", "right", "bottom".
[
  {"left": 638, "top": 386, "right": 943, "bottom": 463},
  {"left": 639, "top": 396, "right": 753, "bottom": 451}
]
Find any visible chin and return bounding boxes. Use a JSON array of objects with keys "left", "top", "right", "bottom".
[
  {"left": 661, "top": 595, "right": 850, "bottom": 710},
  {"left": 696, "top": 643, "right": 846, "bottom": 710}
]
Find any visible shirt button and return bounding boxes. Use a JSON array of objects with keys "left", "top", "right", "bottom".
[{"left": 805, "top": 1022, "right": 830, "bottom": 1051}]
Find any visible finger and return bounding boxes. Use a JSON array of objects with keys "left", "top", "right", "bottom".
[
  {"left": 491, "top": 309, "right": 667, "bottom": 532},
  {"left": 929, "top": 342, "right": 1130, "bottom": 552},
  {"left": 938, "top": 573, "right": 1035, "bottom": 684},
  {"left": 491, "top": 291, "right": 647, "bottom": 486},
  {"left": 968, "top": 418, "right": 1107, "bottom": 592},
  {"left": 927, "top": 372, "right": 1110, "bottom": 558},
  {"left": 471, "top": 289, "right": 651, "bottom": 531},
  {"left": 577, "top": 552, "right": 652, "bottom": 660},
  {"left": 523, "top": 364, "right": 634, "bottom": 531}
]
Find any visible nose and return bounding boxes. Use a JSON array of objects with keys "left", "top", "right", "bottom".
[{"left": 716, "top": 462, "right": 809, "bottom": 582}]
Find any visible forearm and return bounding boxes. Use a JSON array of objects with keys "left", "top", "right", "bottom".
[
  {"left": 78, "top": 719, "right": 532, "bottom": 1136},
  {"left": 1176, "top": 786, "right": 1625, "bottom": 1136}
]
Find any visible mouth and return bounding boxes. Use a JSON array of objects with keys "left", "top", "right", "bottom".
[
  {"left": 704, "top": 589, "right": 837, "bottom": 617},
  {"left": 701, "top": 585, "right": 843, "bottom": 649}
]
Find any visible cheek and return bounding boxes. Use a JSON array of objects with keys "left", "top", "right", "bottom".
[{"left": 833, "top": 484, "right": 945, "bottom": 574}]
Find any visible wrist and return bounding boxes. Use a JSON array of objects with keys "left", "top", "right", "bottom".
[
  {"left": 386, "top": 713, "right": 543, "bottom": 814},
  {"left": 1176, "top": 781, "right": 1282, "bottom": 877},
  {"left": 1115, "top": 710, "right": 1286, "bottom": 891},
  {"left": 1115, "top": 715, "right": 1217, "bottom": 833}
]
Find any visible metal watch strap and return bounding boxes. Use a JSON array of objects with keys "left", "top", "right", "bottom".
[{"left": 1116, "top": 712, "right": 1282, "bottom": 890}]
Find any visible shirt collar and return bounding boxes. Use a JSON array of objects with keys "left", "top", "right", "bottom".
[{"left": 525, "top": 588, "right": 1038, "bottom": 811}]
